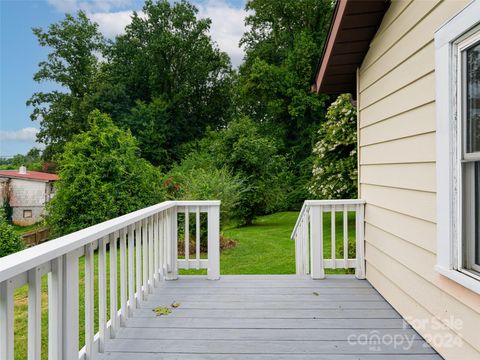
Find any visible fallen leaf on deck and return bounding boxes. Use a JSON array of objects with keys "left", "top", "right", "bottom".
[
  {"left": 171, "top": 302, "right": 181, "bottom": 308},
  {"left": 153, "top": 306, "right": 172, "bottom": 316}
]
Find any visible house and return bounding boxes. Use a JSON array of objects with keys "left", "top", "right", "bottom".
[
  {"left": 313, "top": 0, "right": 480, "bottom": 358},
  {"left": 0, "top": 165, "right": 58, "bottom": 226}
]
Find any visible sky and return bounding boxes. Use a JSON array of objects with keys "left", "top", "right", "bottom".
[{"left": 0, "top": 0, "right": 247, "bottom": 156}]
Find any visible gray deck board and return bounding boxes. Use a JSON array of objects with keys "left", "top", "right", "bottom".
[{"left": 98, "top": 275, "right": 439, "bottom": 360}]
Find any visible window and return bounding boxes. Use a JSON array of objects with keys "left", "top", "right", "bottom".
[
  {"left": 460, "top": 36, "right": 480, "bottom": 275},
  {"left": 23, "top": 210, "right": 32, "bottom": 218},
  {"left": 435, "top": 0, "right": 480, "bottom": 294}
]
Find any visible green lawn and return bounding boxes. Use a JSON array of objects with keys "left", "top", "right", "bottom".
[
  {"left": 12, "top": 222, "right": 46, "bottom": 236},
  {"left": 12, "top": 210, "right": 357, "bottom": 359}
]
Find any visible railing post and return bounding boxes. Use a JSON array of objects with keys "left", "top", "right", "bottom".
[
  {"left": 0, "top": 279, "right": 14, "bottom": 360},
  {"left": 62, "top": 252, "right": 79, "bottom": 360},
  {"left": 355, "top": 204, "right": 366, "bottom": 279},
  {"left": 310, "top": 205, "right": 325, "bottom": 279},
  {"left": 207, "top": 204, "right": 220, "bottom": 280},
  {"left": 165, "top": 208, "right": 178, "bottom": 280}
]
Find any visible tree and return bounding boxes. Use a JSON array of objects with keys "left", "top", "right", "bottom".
[
  {"left": 47, "top": 110, "right": 166, "bottom": 236},
  {"left": 179, "top": 117, "right": 289, "bottom": 225},
  {"left": 103, "top": 0, "right": 234, "bottom": 168},
  {"left": 236, "top": 0, "right": 334, "bottom": 207},
  {"left": 309, "top": 94, "right": 357, "bottom": 199},
  {"left": 238, "top": 0, "right": 333, "bottom": 156},
  {"left": 27, "top": 11, "right": 105, "bottom": 159},
  {"left": 0, "top": 208, "right": 25, "bottom": 257}
]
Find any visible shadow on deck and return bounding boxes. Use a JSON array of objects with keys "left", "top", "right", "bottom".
[{"left": 98, "top": 275, "right": 440, "bottom": 360}]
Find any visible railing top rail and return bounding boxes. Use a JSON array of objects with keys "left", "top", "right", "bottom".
[
  {"left": 0, "top": 200, "right": 220, "bottom": 283},
  {"left": 290, "top": 202, "right": 309, "bottom": 240},
  {"left": 304, "top": 199, "right": 366, "bottom": 206}
]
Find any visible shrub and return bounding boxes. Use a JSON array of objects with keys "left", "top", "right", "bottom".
[
  {"left": 47, "top": 110, "right": 166, "bottom": 236},
  {"left": 170, "top": 164, "right": 244, "bottom": 225},
  {"left": 309, "top": 94, "right": 357, "bottom": 199},
  {"left": 0, "top": 209, "right": 25, "bottom": 257}
]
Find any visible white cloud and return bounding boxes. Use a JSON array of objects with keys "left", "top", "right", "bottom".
[
  {"left": 0, "top": 128, "right": 40, "bottom": 142},
  {"left": 78, "top": 1, "right": 247, "bottom": 67},
  {"left": 47, "top": 0, "right": 134, "bottom": 13},
  {"left": 89, "top": 10, "right": 137, "bottom": 38},
  {"left": 196, "top": 0, "right": 247, "bottom": 67}
]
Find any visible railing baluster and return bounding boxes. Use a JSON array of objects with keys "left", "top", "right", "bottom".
[
  {"left": 135, "top": 222, "right": 142, "bottom": 307},
  {"left": 172, "top": 207, "right": 178, "bottom": 279},
  {"left": 85, "top": 243, "right": 95, "bottom": 359},
  {"left": 62, "top": 251, "right": 79, "bottom": 359},
  {"left": 159, "top": 211, "right": 167, "bottom": 280},
  {"left": 119, "top": 228, "right": 127, "bottom": 324},
  {"left": 343, "top": 205, "right": 348, "bottom": 269},
  {"left": 0, "top": 279, "right": 14, "bottom": 360},
  {"left": 28, "top": 267, "right": 41, "bottom": 360},
  {"left": 98, "top": 237, "right": 107, "bottom": 352},
  {"left": 128, "top": 225, "right": 135, "bottom": 315},
  {"left": 109, "top": 232, "right": 118, "bottom": 337},
  {"left": 331, "top": 205, "right": 336, "bottom": 269},
  {"left": 148, "top": 216, "right": 154, "bottom": 291},
  {"left": 196, "top": 206, "right": 200, "bottom": 270},
  {"left": 153, "top": 214, "right": 159, "bottom": 286},
  {"left": 109, "top": 234, "right": 118, "bottom": 335},
  {"left": 142, "top": 219, "right": 148, "bottom": 300},
  {"left": 48, "top": 257, "right": 62, "bottom": 360},
  {"left": 185, "top": 206, "right": 189, "bottom": 269}
]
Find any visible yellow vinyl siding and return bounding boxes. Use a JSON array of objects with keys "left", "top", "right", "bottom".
[
  {"left": 361, "top": 163, "right": 436, "bottom": 192},
  {"left": 365, "top": 204, "right": 437, "bottom": 253},
  {"left": 360, "top": 132, "right": 436, "bottom": 164},
  {"left": 360, "top": 1, "right": 464, "bottom": 91},
  {"left": 358, "top": 0, "right": 480, "bottom": 358},
  {"left": 360, "top": 102, "right": 435, "bottom": 146},
  {"left": 367, "top": 265, "right": 480, "bottom": 360}
]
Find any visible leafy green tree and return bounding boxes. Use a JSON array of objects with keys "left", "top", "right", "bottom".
[
  {"left": 309, "top": 94, "right": 357, "bottom": 199},
  {"left": 27, "top": 11, "right": 105, "bottom": 159},
  {"left": 179, "top": 117, "right": 289, "bottom": 225},
  {"left": 103, "top": 0, "right": 234, "bottom": 168},
  {"left": 236, "top": 0, "right": 334, "bottom": 207},
  {"left": 238, "top": 0, "right": 333, "bottom": 155},
  {"left": 0, "top": 209, "right": 25, "bottom": 257},
  {"left": 47, "top": 110, "right": 166, "bottom": 236}
]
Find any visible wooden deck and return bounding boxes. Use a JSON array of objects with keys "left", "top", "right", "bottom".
[{"left": 98, "top": 275, "right": 440, "bottom": 360}]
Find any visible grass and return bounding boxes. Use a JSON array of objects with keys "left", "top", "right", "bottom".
[{"left": 12, "top": 210, "right": 357, "bottom": 359}]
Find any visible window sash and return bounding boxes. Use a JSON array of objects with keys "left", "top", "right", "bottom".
[
  {"left": 458, "top": 33, "right": 480, "bottom": 277},
  {"left": 460, "top": 32, "right": 480, "bottom": 161}
]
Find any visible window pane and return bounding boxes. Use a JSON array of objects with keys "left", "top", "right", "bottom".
[
  {"left": 466, "top": 42, "right": 480, "bottom": 154},
  {"left": 476, "top": 162, "right": 480, "bottom": 267}
]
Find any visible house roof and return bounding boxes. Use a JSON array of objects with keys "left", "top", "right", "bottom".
[
  {"left": 313, "top": 0, "right": 390, "bottom": 95},
  {"left": 0, "top": 170, "right": 59, "bottom": 182}
]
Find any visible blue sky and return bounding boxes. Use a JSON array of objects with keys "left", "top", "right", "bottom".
[{"left": 0, "top": 0, "right": 246, "bottom": 156}]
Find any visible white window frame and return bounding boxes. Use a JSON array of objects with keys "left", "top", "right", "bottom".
[{"left": 435, "top": 0, "right": 480, "bottom": 294}]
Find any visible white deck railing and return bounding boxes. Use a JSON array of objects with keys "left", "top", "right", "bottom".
[
  {"left": 0, "top": 200, "right": 220, "bottom": 360},
  {"left": 291, "top": 200, "right": 365, "bottom": 280}
]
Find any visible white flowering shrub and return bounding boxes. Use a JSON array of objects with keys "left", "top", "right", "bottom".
[{"left": 309, "top": 93, "right": 357, "bottom": 199}]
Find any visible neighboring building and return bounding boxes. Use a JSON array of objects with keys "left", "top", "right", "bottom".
[
  {"left": 314, "top": 0, "right": 480, "bottom": 359},
  {"left": 0, "top": 166, "right": 59, "bottom": 226}
]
